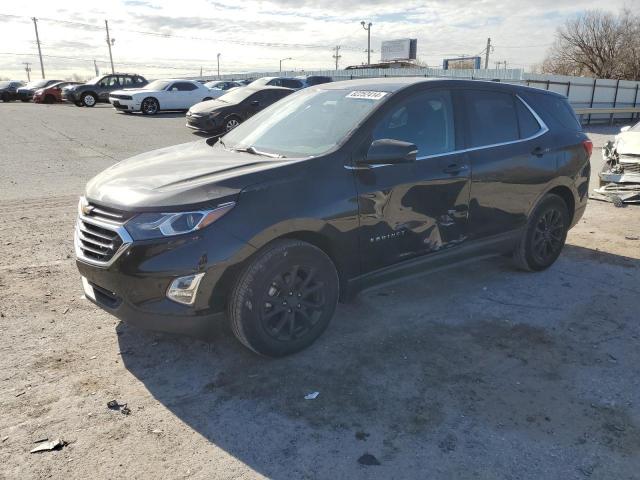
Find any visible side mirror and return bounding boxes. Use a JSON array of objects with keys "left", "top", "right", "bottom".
[
  {"left": 361, "top": 139, "right": 418, "bottom": 165},
  {"left": 620, "top": 126, "right": 631, "bottom": 133}
]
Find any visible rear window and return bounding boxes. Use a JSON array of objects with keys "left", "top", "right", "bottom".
[{"left": 465, "top": 90, "right": 519, "bottom": 147}]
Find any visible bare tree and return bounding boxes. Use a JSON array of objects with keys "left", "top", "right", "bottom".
[{"left": 541, "top": 9, "right": 640, "bottom": 80}]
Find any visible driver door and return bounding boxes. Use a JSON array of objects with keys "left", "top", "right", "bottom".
[{"left": 352, "top": 88, "right": 471, "bottom": 272}]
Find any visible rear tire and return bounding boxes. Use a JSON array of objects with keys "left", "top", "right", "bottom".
[
  {"left": 81, "top": 93, "right": 97, "bottom": 107},
  {"left": 228, "top": 239, "right": 339, "bottom": 357},
  {"left": 513, "top": 193, "right": 569, "bottom": 271}
]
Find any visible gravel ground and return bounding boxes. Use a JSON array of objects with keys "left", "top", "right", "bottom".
[{"left": 0, "top": 102, "right": 639, "bottom": 480}]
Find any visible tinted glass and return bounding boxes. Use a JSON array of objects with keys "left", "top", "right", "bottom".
[
  {"left": 222, "top": 88, "right": 383, "bottom": 157},
  {"left": 135, "top": 76, "right": 146, "bottom": 84},
  {"left": 218, "top": 88, "right": 259, "bottom": 104},
  {"left": 282, "top": 79, "right": 302, "bottom": 89},
  {"left": 173, "top": 82, "right": 197, "bottom": 91},
  {"left": 120, "top": 76, "right": 134, "bottom": 87},
  {"left": 465, "top": 90, "right": 519, "bottom": 147},
  {"left": 516, "top": 98, "right": 541, "bottom": 138},
  {"left": 522, "top": 92, "right": 580, "bottom": 131},
  {"left": 373, "top": 90, "right": 455, "bottom": 157}
]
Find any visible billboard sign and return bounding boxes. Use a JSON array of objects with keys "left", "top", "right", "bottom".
[
  {"left": 443, "top": 56, "right": 482, "bottom": 70},
  {"left": 381, "top": 39, "right": 417, "bottom": 62}
]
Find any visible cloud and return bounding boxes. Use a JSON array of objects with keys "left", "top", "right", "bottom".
[{"left": 123, "top": 0, "right": 161, "bottom": 9}]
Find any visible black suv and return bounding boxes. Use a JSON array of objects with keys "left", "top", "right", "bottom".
[
  {"left": 0, "top": 80, "right": 24, "bottom": 101},
  {"left": 75, "top": 78, "right": 591, "bottom": 357},
  {"left": 64, "top": 73, "right": 147, "bottom": 107}
]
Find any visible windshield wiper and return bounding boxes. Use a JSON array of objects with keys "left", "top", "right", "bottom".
[{"left": 231, "top": 146, "right": 285, "bottom": 158}]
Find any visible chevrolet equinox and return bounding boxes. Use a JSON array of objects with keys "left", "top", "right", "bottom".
[{"left": 75, "top": 78, "right": 592, "bottom": 357}]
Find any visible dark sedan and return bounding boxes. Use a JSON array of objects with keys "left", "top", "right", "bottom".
[
  {"left": 186, "top": 86, "right": 293, "bottom": 133},
  {"left": 0, "top": 80, "right": 24, "bottom": 102},
  {"left": 16, "top": 79, "right": 62, "bottom": 102}
]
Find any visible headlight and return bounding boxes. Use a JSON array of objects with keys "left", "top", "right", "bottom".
[{"left": 125, "top": 202, "right": 235, "bottom": 240}]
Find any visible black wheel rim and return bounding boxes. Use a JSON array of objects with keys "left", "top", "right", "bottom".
[
  {"left": 260, "top": 265, "right": 325, "bottom": 342},
  {"left": 532, "top": 208, "right": 564, "bottom": 263}
]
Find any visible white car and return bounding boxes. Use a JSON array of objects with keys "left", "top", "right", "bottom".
[
  {"left": 109, "top": 79, "right": 217, "bottom": 115},
  {"left": 203, "top": 80, "right": 242, "bottom": 99}
]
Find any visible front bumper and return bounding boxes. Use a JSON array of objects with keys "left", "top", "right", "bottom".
[
  {"left": 110, "top": 98, "right": 140, "bottom": 112},
  {"left": 186, "top": 113, "right": 222, "bottom": 133},
  {"left": 74, "top": 215, "right": 255, "bottom": 337},
  {"left": 62, "top": 90, "right": 79, "bottom": 103},
  {"left": 17, "top": 91, "right": 33, "bottom": 101}
]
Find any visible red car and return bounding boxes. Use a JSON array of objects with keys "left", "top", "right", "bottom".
[{"left": 33, "top": 81, "right": 82, "bottom": 104}]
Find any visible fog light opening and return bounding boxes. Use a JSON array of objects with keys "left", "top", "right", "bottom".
[{"left": 166, "top": 273, "right": 205, "bottom": 305}]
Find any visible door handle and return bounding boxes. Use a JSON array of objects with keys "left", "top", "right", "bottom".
[{"left": 443, "top": 163, "right": 468, "bottom": 175}]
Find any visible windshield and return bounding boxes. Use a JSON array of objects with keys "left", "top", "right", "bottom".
[
  {"left": 205, "top": 81, "right": 223, "bottom": 89},
  {"left": 248, "top": 78, "right": 270, "bottom": 87},
  {"left": 630, "top": 122, "right": 640, "bottom": 132},
  {"left": 145, "top": 80, "right": 171, "bottom": 90},
  {"left": 86, "top": 76, "right": 101, "bottom": 85},
  {"left": 26, "top": 80, "right": 49, "bottom": 89},
  {"left": 221, "top": 87, "right": 385, "bottom": 157},
  {"left": 217, "top": 87, "right": 256, "bottom": 103}
]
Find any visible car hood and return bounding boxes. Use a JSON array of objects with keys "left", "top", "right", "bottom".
[
  {"left": 111, "top": 88, "right": 159, "bottom": 96},
  {"left": 85, "top": 139, "right": 288, "bottom": 210},
  {"left": 189, "top": 99, "right": 232, "bottom": 114},
  {"left": 615, "top": 131, "right": 640, "bottom": 155}
]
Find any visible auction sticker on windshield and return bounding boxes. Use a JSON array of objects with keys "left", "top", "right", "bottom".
[{"left": 346, "top": 91, "right": 388, "bottom": 100}]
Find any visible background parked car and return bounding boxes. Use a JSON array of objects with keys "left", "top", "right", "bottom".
[
  {"left": 248, "top": 77, "right": 305, "bottom": 89},
  {"left": 16, "top": 79, "right": 62, "bottom": 102},
  {"left": 203, "top": 80, "right": 242, "bottom": 98},
  {"left": 186, "top": 85, "right": 294, "bottom": 133},
  {"left": 64, "top": 73, "right": 148, "bottom": 107},
  {"left": 296, "top": 75, "right": 333, "bottom": 86},
  {"left": 109, "top": 79, "right": 218, "bottom": 115},
  {"left": 0, "top": 80, "right": 24, "bottom": 102},
  {"left": 33, "top": 81, "right": 82, "bottom": 104}
]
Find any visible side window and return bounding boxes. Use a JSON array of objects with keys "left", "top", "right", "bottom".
[
  {"left": 179, "top": 82, "right": 197, "bottom": 91},
  {"left": 268, "top": 79, "right": 283, "bottom": 87},
  {"left": 99, "top": 76, "right": 110, "bottom": 87},
  {"left": 282, "top": 79, "right": 301, "bottom": 89},
  {"left": 516, "top": 98, "right": 541, "bottom": 138},
  {"left": 135, "top": 76, "right": 146, "bottom": 85},
  {"left": 465, "top": 90, "right": 519, "bottom": 147},
  {"left": 248, "top": 92, "right": 264, "bottom": 104},
  {"left": 373, "top": 89, "right": 455, "bottom": 157},
  {"left": 120, "top": 76, "right": 134, "bottom": 87}
]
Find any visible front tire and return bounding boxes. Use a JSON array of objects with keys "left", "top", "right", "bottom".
[
  {"left": 513, "top": 193, "right": 569, "bottom": 271},
  {"left": 141, "top": 97, "right": 159, "bottom": 115},
  {"left": 81, "top": 93, "right": 97, "bottom": 107},
  {"left": 224, "top": 115, "right": 241, "bottom": 132},
  {"left": 228, "top": 239, "right": 339, "bottom": 357}
]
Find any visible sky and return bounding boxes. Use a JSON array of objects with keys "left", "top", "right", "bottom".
[{"left": 0, "top": 0, "right": 636, "bottom": 81}]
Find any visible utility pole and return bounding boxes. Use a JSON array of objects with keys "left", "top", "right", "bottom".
[
  {"left": 94, "top": 60, "right": 99, "bottom": 76},
  {"left": 361, "top": 21, "right": 372, "bottom": 65},
  {"left": 484, "top": 37, "right": 491, "bottom": 69},
  {"left": 32, "top": 18, "right": 45, "bottom": 79},
  {"left": 279, "top": 57, "right": 291, "bottom": 73},
  {"left": 105, "top": 20, "right": 114, "bottom": 74},
  {"left": 23, "top": 62, "right": 31, "bottom": 82},
  {"left": 332, "top": 46, "right": 341, "bottom": 70},
  {"left": 217, "top": 53, "right": 221, "bottom": 79}
]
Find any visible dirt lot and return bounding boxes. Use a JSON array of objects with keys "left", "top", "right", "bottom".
[{"left": 1, "top": 102, "right": 639, "bottom": 480}]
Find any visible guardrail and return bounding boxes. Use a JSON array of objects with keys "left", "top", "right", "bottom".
[{"left": 573, "top": 107, "right": 640, "bottom": 125}]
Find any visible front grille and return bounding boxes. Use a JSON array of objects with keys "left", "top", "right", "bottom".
[
  {"left": 110, "top": 94, "right": 132, "bottom": 100},
  {"left": 75, "top": 201, "right": 133, "bottom": 266}
]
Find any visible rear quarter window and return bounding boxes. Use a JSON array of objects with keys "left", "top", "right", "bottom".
[
  {"left": 515, "top": 98, "right": 542, "bottom": 138},
  {"left": 520, "top": 91, "right": 581, "bottom": 132}
]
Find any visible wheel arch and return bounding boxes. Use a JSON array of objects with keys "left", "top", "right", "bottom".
[
  {"left": 527, "top": 181, "right": 577, "bottom": 225},
  {"left": 142, "top": 96, "right": 160, "bottom": 110}
]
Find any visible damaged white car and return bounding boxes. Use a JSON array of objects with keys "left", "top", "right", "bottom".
[{"left": 594, "top": 121, "right": 640, "bottom": 204}]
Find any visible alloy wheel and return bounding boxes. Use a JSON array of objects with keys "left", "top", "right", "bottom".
[
  {"left": 226, "top": 119, "right": 239, "bottom": 131},
  {"left": 260, "top": 265, "right": 326, "bottom": 342},
  {"left": 531, "top": 208, "right": 564, "bottom": 264}
]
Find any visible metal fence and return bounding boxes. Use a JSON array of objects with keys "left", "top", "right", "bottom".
[{"left": 193, "top": 67, "right": 640, "bottom": 125}]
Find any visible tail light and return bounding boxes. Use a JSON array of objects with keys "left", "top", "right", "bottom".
[{"left": 582, "top": 139, "right": 593, "bottom": 157}]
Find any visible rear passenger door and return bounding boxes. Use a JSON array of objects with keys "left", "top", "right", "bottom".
[{"left": 462, "top": 89, "right": 552, "bottom": 239}]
